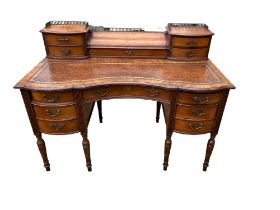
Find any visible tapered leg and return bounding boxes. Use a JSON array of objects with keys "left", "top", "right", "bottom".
[
  {"left": 156, "top": 101, "right": 161, "bottom": 123},
  {"left": 203, "top": 133, "right": 216, "bottom": 171},
  {"left": 81, "top": 132, "right": 92, "bottom": 172},
  {"left": 163, "top": 138, "right": 172, "bottom": 170},
  {"left": 97, "top": 100, "right": 103, "bottom": 123},
  {"left": 35, "top": 133, "right": 50, "bottom": 171}
]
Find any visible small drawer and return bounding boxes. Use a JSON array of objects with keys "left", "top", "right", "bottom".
[
  {"left": 170, "top": 47, "right": 209, "bottom": 59},
  {"left": 171, "top": 37, "right": 211, "bottom": 48},
  {"left": 47, "top": 46, "right": 86, "bottom": 57},
  {"left": 83, "top": 85, "right": 171, "bottom": 102},
  {"left": 177, "top": 91, "right": 225, "bottom": 105},
  {"left": 37, "top": 119, "right": 79, "bottom": 134},
  {"left": 174, "top": 119, "right": 213, "bottom": 134},
  {"left": 33, "top": 104, "right": 77, "bottom": 120},
  {"left": 176, "top": 104, "right": 217, "bottom": 120},
  {"left": 31, "top": 90, "right": 75, "bottom": 103},
  {"left": 44, "top": 34, "right": 85, "bottom": 45},
  {"left": 89, "top": 48, "right": 168, "bottom": 58}
]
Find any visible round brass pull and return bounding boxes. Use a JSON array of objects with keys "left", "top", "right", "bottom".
[
  {"left": 192, "top": 96, "right": 209, "bottom": 104},
  {"left": 49, "top": 123, "right": 64, "bottom": 130},
  {"left": 191, "top": 109, "right": 205, "bottom": 116},
  {"left": 186, "top": 40, "right": 198, "bottom": 47},
  {"left": 44, "top": 93, "right": 59, "bottom": 102},
  {"left": 186, "top": 50, "right": 195, "bottom": 57},
  {"left": 45, "top": 109, "right": 61, "bottom": 117},
  {"left": 189, "top": 123, "right": 203, "bottom": 130}
]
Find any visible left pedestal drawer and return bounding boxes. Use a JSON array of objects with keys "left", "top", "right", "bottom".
[{"left": 37, "top": 119, "right": 79, "bottom": 134}]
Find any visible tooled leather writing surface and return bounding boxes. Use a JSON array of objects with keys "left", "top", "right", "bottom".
[{"left": 14, "top": 58, "right": 234, "bottom": 91}]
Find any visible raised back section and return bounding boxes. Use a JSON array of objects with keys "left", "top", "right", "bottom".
[{"left": 40, "top": 21, "right": 214, "bottom": 60}]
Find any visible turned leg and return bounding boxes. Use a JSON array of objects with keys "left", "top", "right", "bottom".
[
  {"left": 203, "top": 133, "right": 216, "bottom": 171},
  {"left": 156, "top": 101, "right": 161, "bottom": 123},
  {"left": 97, "top": 100, "right": 103, "bottom": 123},
  {"left": 35, "top": 133, "right": 50, "bottom": 171},
  {"left": 81, "top": 132, "right": 92, "bottom": 172},
  {"left": 163, "top": 138, "right": 172, "bottom": 170}
]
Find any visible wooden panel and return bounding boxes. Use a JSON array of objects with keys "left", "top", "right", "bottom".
[
  {"left": 37, "top": 119, "right": 79, "bottom": 134},
  {"left": 177, "top": 91, "right": 225, "bottom": 105},
  {"left": 31, "top": 90, "right": 75, "bottom": 103},
  {"left": 33, "top": 104, "right": 77, "bottom": 120},
  {"left": 44, "top": 34, "right": 85, "bottom": 45},
  {"left": 176, "top": 104, "right": 217, "bottom": 120},
  {"left": 174, "top": 118, "right": 213, "bottom": 134},
  {"left": 47, "top": 46, "right": 86, "bottom": 57},
  {"left": 171, "top": 37, "right": 210, "bottom": 48},
  {"left": 89, "top": 48, "right": 168, "bottom": 58},
  {"left": 83, "top": 85, "right": 171, "bottom": 102},
  {"left": 170, "top": 47, "right": 209, "bottom": 59}
]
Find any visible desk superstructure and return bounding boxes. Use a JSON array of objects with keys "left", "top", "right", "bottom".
[{"left": 14, "top": 21, "right": 235, "bottom": 172}]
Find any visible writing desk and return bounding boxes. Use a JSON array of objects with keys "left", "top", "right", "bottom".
[{"left": 14, "top": 21, "right": 235, "bottom": 172}]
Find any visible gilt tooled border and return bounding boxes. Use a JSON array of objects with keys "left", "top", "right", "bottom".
[{"left": 29, "top": 60, "right": 221, "bottom": 85}]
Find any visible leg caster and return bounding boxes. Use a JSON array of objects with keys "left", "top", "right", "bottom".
[
  {"left": 97, "top": 100, "right": 103, "bottom": 123},
  {"left": 202, "top": 134, "right": 216, "bottom": 172}
]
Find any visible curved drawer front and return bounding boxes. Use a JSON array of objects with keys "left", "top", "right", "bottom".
[
  {"left": 31, "top": 90, "right": 75, "bottom": 103},
  {"left": 33, "top": 104, "right": 77, "bottom": 120},
  {"left": 47, "top": 46, "right": 86, "bottom": 57},
  {"left": 44, "top": 34, "right": 85, "bottom": 45},
  {"left": 170, "top": 47, "right": 208, "bottom": 59},
  {"left": 177, "top": 91, "right": 225, "bottom": 105},
  {"left": 171, "top": 37, "right": 211, "bottom": 48},
  {"left": 176, "top": 104, "right": 217, "bottom": 120},
  {"left": 37, "top": 119, "right": 79, "bottom": 134},
  {"left": 83, "top": 85, "right": 171, "bottom": 102},
  {"left": 174, "top": 119, "right": 214, "bottom": 134}
]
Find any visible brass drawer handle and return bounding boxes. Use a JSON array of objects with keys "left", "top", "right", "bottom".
[
  {"left": 146, "top": 88, "right": 159, "bottom": 97},
  {"left": 186, "top": 50, "right": 195, "bottom": 57},
  {"left": 186, "top": 40, "right": 198, "bottom": 47},
  {"left": 44, "top": 93, "right": 59, "bottom": 102},
  {"left": 193, "top": 96, "right": 208, "bottom": 104},
  {"left": 125, "top": 50, "right": 133, "bottom": 55},
  {"left": 95, "top": 89, "right": 109, "bottom": 97},
  {"left": 57, "top": 37, "right": 70, "bottom": 42},
  {"left": 191, "top": 109, "right": 205, "bottom": 116},
  {"left": 49, "top": 123, "right": 64, "bottom": 130},
  {"left": 60, "top": 48, "right": 70, "bottom": 56},
  {"left": 45, "top": 109, "right": 60, "bottom": 117},
  {"left": 189, "top": 123, "right": 203, "bottom": 130}
]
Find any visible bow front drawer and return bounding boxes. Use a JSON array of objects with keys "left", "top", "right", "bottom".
[
  {"left": 44, "top": 34, "right": 86, "bottom": 45},
  {"left": 170, "top": 47, "right": 209, "bottom": 60},
  {"left": 37, "top": 119, "right": 79, "bottom": 134},
  {"left": 176, "top": 104, "right": 217, "bottom": 120},
  {"left": 174, "top": 119, "right": 214, "bottom": 134},
  {"left": 33, "top": 104, "right": 77, "bottom": 120},
  {"left": 83, "top": 85, "right": 170, "bottom": 102},
  {"left": 171, "top": 37, "right": 211, "bottom": 48},
  {"left": 31, "top": 91, "right": 75, "bottom": 103},
  {"left": 47, "top": 46, "right": 86, "bottom": 58},
  {"left": 177, "top": 91, "right": 225, "bottom": 105}
]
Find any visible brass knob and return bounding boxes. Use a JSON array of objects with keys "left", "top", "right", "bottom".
[
  {"left": 189, "top": 123, "right": 203, "bottom": 130},
  {"left": 49, "top": 123, "right": 64, "bottom": 130},
  {"left": 44, "top": 93, "right": 59, "bottom": 102},
  {"left": 45, "top": 109, "right": 61, "bottom": 117},
  {"left": 192, "top": 96, "right": 208, "bottom": 104}
]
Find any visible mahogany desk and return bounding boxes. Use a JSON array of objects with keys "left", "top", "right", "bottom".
[{"left": 14, "top": 21, "right": 235, "bottom": 172}]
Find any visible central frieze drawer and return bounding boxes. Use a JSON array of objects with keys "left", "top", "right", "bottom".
[
  {"left": 83, "top": 85, "right": 170, "bottom": 102},
  {"left": 37, "top": 119, "right": 79, "bottom": 134},
  {"left": 31, "top": 90, "right": 75, "bottom": 103},
  {"left": 176, "top": 104, "right": 217, "bottom": 120},
  {"left": 33, "top": 104, "right": 77, "bottom": 120}
]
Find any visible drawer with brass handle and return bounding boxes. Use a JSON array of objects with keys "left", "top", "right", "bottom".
[
  {"left": 43, "top": 34, "right": 86, "bottom": 45},
  {"left": 176, "top": 104, "right": 218, "bottom": 120},
  {"left": 83, "top": 85, "right": 170, "bottom": 102},
  {"left": 47, "top": 46, "right": 86, "bottom": 57},
  {"left": 33, "top": 104, "right": 77, "bottom": 120},
  {"left": 174, "top": 118, "right": 214, "bottom": 134},
  {"left": 31, "top": 90, "right": 75, "bottom": 103},
  {"left": 171, "top": 37, "right": 211, "bottom": 48},
  {"left": 170, "top": 47, "right": 208, "bottom": 59},
  {"left": 37, "top": 119, "right": 79, "bottom": 134},
  {"left": 177, "top": 91, "right": 225, "bottom": 105}
]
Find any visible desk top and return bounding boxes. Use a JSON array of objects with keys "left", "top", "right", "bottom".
[{"left": 15, "top": 58, "right": 235, "bottom": 92}]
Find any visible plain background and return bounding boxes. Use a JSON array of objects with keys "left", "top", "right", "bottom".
[{"left": 1, "top": 0, "right": 280, "bottom": 209}]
